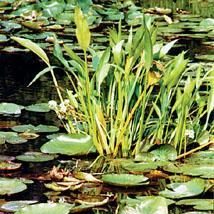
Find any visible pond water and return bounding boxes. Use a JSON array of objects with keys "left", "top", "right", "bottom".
[{"left": 0, "top": 1, "right": 213, "bottom": 214}]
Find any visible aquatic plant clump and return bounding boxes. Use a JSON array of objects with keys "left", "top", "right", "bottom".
[{"left": 12, "top": 7, "right": 213, "bottom": 158}]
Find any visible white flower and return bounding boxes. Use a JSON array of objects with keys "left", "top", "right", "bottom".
[
  {"left": 63, "top": 99, "right": 70, "bottom": 105},
  {"left": 59, "top": 103, "right": 67, "bottom": 113},
  {"left": 48, "top": 100, "right": 57, "bottom": 109},
  {"left": 185, "top": 129, "right": 194, "bottom": 139}
]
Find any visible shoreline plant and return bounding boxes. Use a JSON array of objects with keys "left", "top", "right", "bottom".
[{"left": 12, "top": 7, "right": 213, "bottom": 158}]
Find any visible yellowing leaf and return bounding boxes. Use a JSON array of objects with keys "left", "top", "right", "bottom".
[
  {"left": 74, "top": 7, "right": 91, "bottom": 51},
  {"left": 11, "top": 37, "right": 49, "bottom": 66},
  {"left": 148, "top": 71, "right": 161, "bottom": 86}
]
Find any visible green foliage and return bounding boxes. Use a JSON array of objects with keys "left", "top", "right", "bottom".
[
  {"left": 159, "top": 178, "right": 205, "bottom": 199},
  {"left": 0, "top": 177, "right": 27, "bottom": 195},
  {"left": 15, "top": 203, "right": 73, "bottom": 214},
  {"left": 12, "top": 7, "right": 213, "bottom": 158},
  {"left": 119, "top": 196, "right": 169, "bottom": 214}
]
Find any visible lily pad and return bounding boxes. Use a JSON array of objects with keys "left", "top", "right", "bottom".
[
  {"left": 11, "top": 124, "right": 59, "bottom": 133},
  {"left": 41, "top": 134, "right": 96, "bottom": 156},
  {"left": 0, "top": 103, "right": 24, "bottom": 115},
  {"left": 185, "top": 151, "right": 214, "bottom": 164},
  {"left": 0, "top": 21, "right": 22, "bottom": 32},
  {"left": 0, "top": 201, "right": 38, "bottom": 212},
  {"left": 0, "top": 34, "right": 8, "bottom": 43},
  {"left": 200, "top": 18, "right": 214, "bottom": 27},
  {"left": 16, "top": 152, "right": 57, "bottom": 162},
  {"left": 101, "top": 174, "right": 149, "bottom": 187},
  {"left": 44, "top": 182, "right": 77, "bottom": 192},
  {"left": 150, "top": 144, "right": 177, "bottom": 161},
  {"left": 14, "top": 203, "right": 73, "bottom": 214},
  {"left": 120, "top": 196, "right": 168, "bottom": 214},
  {"left": 0, "top": 177, "right": 27, "bottom": 195},
  {"left": 25, "top": 103, "right": 50, "bottom": 113},
  {"left": 121, "top": 162, "right": 158, "bottom": 173},
  {"left": 0, "top": 132, "right": 27, "bottom": 144},
  {"left": 159, "top": 178, "right": 205, "bottom": 199},
  {"left": 176, "top": 199, "right": 213, "bottom": 211},
  {"left": 183, "top": 212, "right": 211, "bottom": 214},
  {"left": 195, "top": 54, "right": 214, "bottom": 62},
  {"left": 181, "top": 164, "right": 214, "bottom": 179},
  {"left": 0, "top": 161, "right": 21, "bottom": 170}
]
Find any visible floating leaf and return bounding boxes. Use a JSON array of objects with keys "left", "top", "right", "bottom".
[
  {"left": 44, "top": 182, "right": 77, "bottom": 192},
  {"left": 159, "top": 178, "right": 205, "bottom": 199},
  {"left": 0, "top": 132, "right": 27, "bottom": 144},
  {"left": 76, "top": 196, "right": 109, "bottom": 206},
  {"left": 16, "top": 152, "right": 56, "bottom": 162},
  {"left": 0, "top": 103, "right": 24, "bottom": 115},
  {"left": 1, "top": 21, "right": 21, "bottom": 32},
  {"left": 183, "top": 212, "right": 211, "bottom": 214},
  {"left": 25, "top": 103, "right": 50, "bottom": 113},
  {"left": 185, "top": 151, "right": 214, "bottom": 164},
  {"left": 73, "top": 172, "right": 102, "bottom": 183},
  {"left": 122, "top": 162, "right": 158, "bottom": 173},
  {"left": 120, "top": 196, "right": 168, "bottom": 214},
  {"left": 150, "top": 144, "right": 177, "bottom": 161},
  {"left": 11, "top": 125, "right": 35, "bottom": 133},
  {"left": 15, "top": 203, "right": 73, "bottom": 214},
  {"left": 177, "top": 199, "right": 213, "bottom": 211},
  {"left": 195, "top": 54, "right": 214, "bottom": 62},
  {"left": 0, "top": 201, "right": 38, "bottom": 212},
  {"left": 0, "top": 177, "right": 27, "bottom": 195},
  {"left": 11, "top": 124, "right": 59, "bottom": 133},
  {"left": 0, "top": 161, "right": 21, "bottom": 171},
  {"left": 19, "top": 132, "right": 39, "bottom": 140},
  {"left": 35, "top": 125, "right": 59, "bottom": 133},
  {"left": 181, "top": 164, "right": 214, "bottom": 179},
  {"left": 102, "top": 174, "right": 149, "bottom": 187},
  {"left": 200, "top": 18, "right": 214, "bottom": 27},
  {"left": 41, "top": 134, "right": 96, "bottom": 156},
  {"left": 0, "top": 34, "right": 8, "bottom": 43}
]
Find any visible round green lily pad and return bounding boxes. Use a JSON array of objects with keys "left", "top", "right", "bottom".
[
  {"left": 176, "top": 199, "right": 213, "bottom": 211},
  {"left": 14, "top": 203, "right": 73, "bottom": 214},
  {"left": 11, "top": 124, "right": 59, "bottom": 133},
  {"left": 0, "top": 200, "right": 38, "bottom": 212},
  {"left": 150, "top": 144, "right": 177, "bottom": 161},
  {"left": 101, "top": 173, "right": 149, "bottom": 187},
  {"left": 0, "top": 34, "right": 8, "bottom": 43},
  {"left": 16, "top": 152, "right": 57, "bottom": 162},
  {"left": 0, "top": 132, "right": 27, "bottom": 144},
  {"left": 25, "top": 103, "right": 50, "bottom": 113},
  {"left": 0, "top": 177, "right": 27, "bottom": 195},
  {"left": 0, "top": 103, "right": 24, "bottom": 115},
  {"left": 41, "top": 134, "right": 96, "bottom": 156},
  {"left": 195, "top": 54, "right": 214, "bottom": 62},
  {"left": 159, "top": 178, "right": 205, "bottom": 199}
]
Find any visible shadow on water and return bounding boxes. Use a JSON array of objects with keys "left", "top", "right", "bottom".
[{"left": 0, "top": 51, "right": 59, "bottom": 105}]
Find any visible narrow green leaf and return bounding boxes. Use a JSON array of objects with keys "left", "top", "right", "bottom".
[
  {"left": 143, "top": 21, "right": 153, "bottom": 71},
  {"left": 63, "top": 44, "right": 84, "bottom": 66},
  {"left": 159, "top": 39, "right": 178, "bottom": 58},
  {"left": 11, "top": 37, "right": 49, "bottom": 66},
  {"left": 28, "top": 66, "right": 56, "bottom": 86}
]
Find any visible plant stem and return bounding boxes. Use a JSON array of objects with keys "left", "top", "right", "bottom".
[
  {"left": 176, "top": 141, "right": 214, "bottom": 160},
  {"left": 49, "top": 66, "right": 64, "bottom": 103}
]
